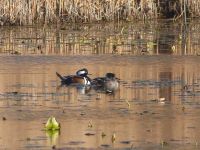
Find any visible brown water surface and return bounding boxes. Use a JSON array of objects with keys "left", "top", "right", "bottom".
[{"left": 0, "top": 21, "right": 200, "bottom": 149}]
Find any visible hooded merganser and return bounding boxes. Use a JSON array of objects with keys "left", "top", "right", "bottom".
[
  {"left": 92, "top": 73, "right": 119, "bottom": 93},
  {"left": 56, "top": 68, "right": 91, "bottom": 86},
  {"left": 76, "top": 68, "right": 91, "bottom": 77}
]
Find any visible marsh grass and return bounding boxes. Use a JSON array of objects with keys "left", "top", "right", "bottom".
[{"left": 0, "top": 0, "right": 199, "bottom": 25}]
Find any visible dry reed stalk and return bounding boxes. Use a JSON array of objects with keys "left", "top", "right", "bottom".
[{"left": 0, "top": 0, "right": 199, "bottom": 25}]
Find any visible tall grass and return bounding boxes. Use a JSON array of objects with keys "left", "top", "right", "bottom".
[{"left": 0, "top": 0, "right": 199, "bottom": 25}]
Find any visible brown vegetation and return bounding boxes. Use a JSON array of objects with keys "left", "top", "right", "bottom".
[{"left": 0, "top": 0, "right": 199, "bottom": 25}]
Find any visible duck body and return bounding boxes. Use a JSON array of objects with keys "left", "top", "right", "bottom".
[
  {"left": 56, "top": 69, "right": 91, "bottom": 86},
  {"left": 92, "top": 73, "right": 119, "bottom": 93}
]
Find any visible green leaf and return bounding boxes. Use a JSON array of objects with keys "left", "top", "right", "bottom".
[{"left": 45, "top": 117, "right": 60, "bottom": 131}]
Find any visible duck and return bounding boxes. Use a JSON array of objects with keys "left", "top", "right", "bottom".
[
  {"left": 76, "top": 68, "right": 89, "bottom": 77},
  {"left": 92, "top": 73, "right": 119, "bottom": 93},
  {"left": 56, "top": 68, "right": 91, "bottom": 86}
]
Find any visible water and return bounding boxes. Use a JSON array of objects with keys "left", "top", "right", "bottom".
[{"left": 0, "top": 20, "right": 200, "bottom": 149}]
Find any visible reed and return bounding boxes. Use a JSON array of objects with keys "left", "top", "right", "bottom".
[{"left": 0, "top": 0, "right": 199, "bottom": 25}]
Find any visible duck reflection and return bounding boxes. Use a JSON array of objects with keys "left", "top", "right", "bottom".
[{"left": 56, "top": 84, "right": 92, "bottom": 95}]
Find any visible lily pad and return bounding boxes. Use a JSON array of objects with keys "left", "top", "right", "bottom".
[{"left": 45, "top": 117, "right": 60, "bottom": 131}]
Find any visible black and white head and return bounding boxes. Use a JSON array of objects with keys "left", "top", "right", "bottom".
[{"left": 76, "top": 68, "right": 88, "bottom": 77}]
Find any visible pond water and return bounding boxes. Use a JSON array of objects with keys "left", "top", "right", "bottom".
[{"left": 0, "top": 20, "right": 200, "bottom": 149}]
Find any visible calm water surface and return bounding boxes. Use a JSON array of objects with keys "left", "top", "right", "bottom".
[{"left": 0, "top": 20, "right": 200, "bottom": 150}]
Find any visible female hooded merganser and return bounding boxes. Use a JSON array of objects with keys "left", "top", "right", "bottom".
[
  {"left": 92, "top": 73, "right": 119, "bottom": 93},
  {"left": 56, "top": 68, "right": 91, "bottom": 86}
]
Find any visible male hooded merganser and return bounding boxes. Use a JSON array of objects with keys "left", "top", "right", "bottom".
[
  {"left": 56, "top": 68, "right": 91, "bottom": 86},
  {"left": 92, "top": 73, "right": 119, "bottom": 93}
]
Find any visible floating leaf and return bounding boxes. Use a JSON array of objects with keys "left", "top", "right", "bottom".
[{"left": 45, "top": 117, "right": 60, "bottom": 131}]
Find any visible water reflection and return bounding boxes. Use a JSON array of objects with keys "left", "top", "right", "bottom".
[
  {"left": 159, "top": 72, "right": 172, "bottom": 101},
  {"left": 45, "top": 130, "right": 59, "bottom": 146},
  {"left": 0, "top": 20, "right": 200, "bottom": 55}
]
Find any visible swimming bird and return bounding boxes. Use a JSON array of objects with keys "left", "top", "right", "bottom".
[
  {"left": 56, "top": 68, "right": 91, "bottom": 86},
  {"left": 92, "top": 73, "right": 119, "bottom": 93},
  {"left": 76, "top": 68, "right": 90, "bottom": 77}
]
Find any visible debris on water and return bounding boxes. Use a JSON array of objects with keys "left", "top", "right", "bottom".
[
  {"left": 182, "top": 106, "right": 185, "bottom": 112},
  {"left": 80, "top": 112, "right": 86, "bottom": 116},
  {"left": 125, "top": 100, "right": 131, "bottom": 109},
  {"left": 111, "top": 133, "right": 116, "bottom": 143},
  {"left": 101, "top": 144, "right": 110, "bottom": 148},
  {"left": 143, "top": 110, "right": 149, "bottom": 114},
  {"left": 85, "top": 132, "right": 95, "bottom": 136},
  {"left": 161, "top": 140, "right": 168, "bottom": 147},
  {"left": 68, "top": 141, "right": 85, "bottom": 145},
  {"left": 120, "top": 141, "right": 131, "bottom": 144},
  {"left": 2, "top": 117, "right": 6, "bottom": 121},
  {"left": 52, "top": 145, "right": 56, "bottom": 149},
  {"left": 11, "top": 50, "right": 21, "bottom": 55},
  {"left": 45, "top": 117, "right": 60, "bottom": 131},
  {"left": 159, "top": 97, "right": 165, "bottom": 102},
  {"left": 158, "top": 97, "right": 166, "bottom": 104},
  {"left": 101, "top": 132, "right": 106, "bottom": 138},
  {"left": 12, "top": 91, "right": 18, "bottom": 95},
  {"left": 146, "top": 129, "right": 152, "bottom": 132},
  {"left": 88, "top": 121, "right": 93, "bottom": 128},
  {"left": 26, "top": 137, "right": 31, "bottom": 141}
]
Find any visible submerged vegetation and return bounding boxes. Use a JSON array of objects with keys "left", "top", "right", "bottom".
[{"left": 0, "top": 0, "right": 200, "bottom": 25}]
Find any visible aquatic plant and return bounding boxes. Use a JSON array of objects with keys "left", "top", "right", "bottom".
[
  {"left": 0, "top": 0, "right": 199, "bottom": 25},
  {"left": 45, "top": 117, "right": 60, "bottom": 130}
]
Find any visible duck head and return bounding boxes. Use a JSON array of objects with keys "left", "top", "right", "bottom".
[{"left": 76, "top": 68, "right": 89, "bottom": 77}]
